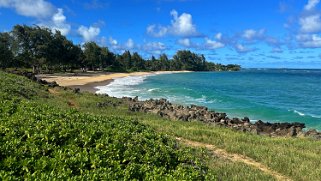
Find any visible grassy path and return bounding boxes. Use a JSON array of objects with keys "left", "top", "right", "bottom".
[{"left": 176, "top": 137, "right": 292, "bottom": 181}]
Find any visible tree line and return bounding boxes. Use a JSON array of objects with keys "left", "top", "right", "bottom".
[{"left": 0, "top": 25, "right": 241, "bottom": 73}]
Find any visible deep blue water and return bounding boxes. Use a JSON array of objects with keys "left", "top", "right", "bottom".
[{"left": 97, "top": 69, "right": 321, "bottom": 130}]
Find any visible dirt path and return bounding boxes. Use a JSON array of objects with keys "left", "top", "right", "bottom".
[{"left": 176, "top": 137, "right": 292, "bottom": 181}]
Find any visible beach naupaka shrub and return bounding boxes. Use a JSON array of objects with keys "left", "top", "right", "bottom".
[{"left": 0, "top": 98, "right": 209, "bottom": 180}]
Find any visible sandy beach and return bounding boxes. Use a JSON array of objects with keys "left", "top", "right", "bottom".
[{"left": 38, "top": 71, "right": 191, "bottom": 93}]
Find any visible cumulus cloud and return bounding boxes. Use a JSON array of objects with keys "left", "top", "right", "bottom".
[
  {"left": 177, "top": 37, "right": 224, "bottom": 50},
  {"left": 296, "top": 34, "right": 321, "bottom": 48},
  {"left": 78, "top": 25, "right": 100, "bottom": 42},
  {"left": 106, "top": 37, "right": 122, "bottom": 52},
  {"left": 1, "top": 1, "right": 72, "bottom": 35},
  {"left": 47, "top": 8, "right": 71, "bottom": 35},
  {"left": 142, "top": 42, "right": 167, "bottom": 55},
  {"left": 242, "top": 29, "right": 265, "bottom": 40},
  {"left": 106, "top": 37, "right": 166, "bottom": 56},
  {"left": 178, "top": 38, "right": 191, "bottom": 47},
  {"left": 204, "top": 38, "right": 224, "bottom": 49},
  {"left": 299, "top": 14, "right": 321, "bottom": 33},
  {"left": 215, "top": 33, "right": 222, "bottom": 40},
  {"left": 298, "top": 0, "right": 321, "bottom": 33},
  {"left": 143, "top": 42, "right": 166, "bottom": 51},
  {"left": 170, "top": 9, "right": 198, "bottom": 36},
  {"left": 295, "top": 0, "right": 321, "bottom": 48},
  {"left": 304, "top": 0, "right": 320, "bottom": 11},
  {"left": 147, "top": 9, "right": 199, "bottom": 37},
  {"left": 125, "top": 38, "right": 135, "bottom": 49},
  {"left": 235, "top": 44, "right": 254, "bottom": 53},
  {"left": 109, "top": 37, "right": 118, "bottom": 46},
  {"left": 147, "top": 25, "right": 168, "bottom": 37},
  {"left": 0, "top": 0, "right": 55, "bottom": 18}
]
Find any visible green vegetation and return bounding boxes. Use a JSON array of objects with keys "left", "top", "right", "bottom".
[
  {"left": 1, "top": 71, "right": 321, "bottom": 180},
  {"left": 0, "top": 71, "right": 274, "bottom": 180},
  {"left": 0, "top": 72, "right": 211, "bottom": 180},
  {"left": 0, "top": 25, "right": 241, "bottom": 73}
]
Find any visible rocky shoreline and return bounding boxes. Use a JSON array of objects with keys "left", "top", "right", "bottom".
[
  {"left": 11, "top": 70, "right": 321, "bottom": 139},
  {"left": 123, "top": 96, "right": 321, "bottom": 139}
]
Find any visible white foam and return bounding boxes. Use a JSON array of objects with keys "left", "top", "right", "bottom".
[
  {"left": 95, "top": 75, "right": 152, "bottom": 97},
  {"left": 148, "top": 88, "right": 159, "bottom": 92},
  {"left": 195, "top": 95, "right": 217, "bottom": 104},
  {"left": 308, "top": 113, "right": 321, "bottom": 118},
  {"left": 293, "top": 110, "right": 305, "bottom": 116}
]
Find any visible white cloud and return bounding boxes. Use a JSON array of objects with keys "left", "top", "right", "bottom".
[
  {"left": 178, "top": 38, "right": 191, "bottom": 47},
  {"left": 170, "top": 9, "right": 197, "bottom": 36},
  {"left": 215, "top": 33, "right": 222, "bottom": 40},
  {"left": 78, "top": 25, "right": 100, "bottom": 42},
  {"left": 235, "top": 44, "right": 253, "bottom": 53},
  {"left": 0, "top": 0, "right": 55, "bottom": 18},
  {"left": 142, "top": 42, "right": 167, "bottom": 55},
  {"left": 143, "top": 42, "right": 167, "bottom": 55},
  {"left": 147, "top": 9, "right": 199, "bottom": 37},
  {"left": 242, "top": 29, "right": 265, "bottom": 40},
  {"left": 1, "top": 1, "right": 71, "bottom": 35},
  {"left": 143, "top": 42, "right": 166, "bottom": 51},
  {"left": 125, "top": 38, "right": 134, "bottom": 49},
  {"left": 204, "top": 38, "right": 224, "bottom": 49},
  {"left": 292, "top": 0, "right": 321, "bottom": 48},
  {"left": 106, "top": 37, "right": 123, "bottom": 52},
  {"left": 146, "top": 25, "right": 168, "bottom": 37},
  {"left": 109, "top": 37, "right": 118, "bottom": 46},
  {"left": 49, "top": 8, "right": 70, "bottom": 35},
  {"left": 297, "top": 34, "right": 321, "bottom": 48},
  {"left": 304, "top": 0, "right": 320, "bottom": 11},
  {"left": 299, "top": 14, "right": 321, "bottom": 33}
]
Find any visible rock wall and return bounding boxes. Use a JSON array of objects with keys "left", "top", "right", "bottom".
[{"left": 125, "top": 96, "right": 321, "bottom": 139}]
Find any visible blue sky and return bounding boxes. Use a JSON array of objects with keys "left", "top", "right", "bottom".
[{"left": 1, "top": 0, "right": 321, "bottom": 68}]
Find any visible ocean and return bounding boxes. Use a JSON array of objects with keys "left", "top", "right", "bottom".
[{"left": 96, "top": 69, "right": 321, "bottom": 130}]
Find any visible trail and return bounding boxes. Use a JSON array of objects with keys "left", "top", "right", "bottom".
[{"left": 176, "top": 137, "right": 292, "bottom": 181}]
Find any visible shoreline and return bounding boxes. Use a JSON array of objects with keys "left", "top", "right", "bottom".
[
  {"left": 36, "top": 70, "right": 321, "bottom": 135},
  {"left": 38, "top": 71, "right": 191, "bottom": 93},
  {"left": 11, "top": 70, "right": 321, "bottom": 138}
]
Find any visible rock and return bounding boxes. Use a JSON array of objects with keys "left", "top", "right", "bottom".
[
  {"left": 287, "top": 126, "right": 297, "bottom": 137},
  {"left": 72, "top": 88, "right": 80, "bottom": 93},
  {"left": 47, "top": 81, "right": 59, "bottom": 87},
  {"left": 125, "top": 98, "right": 318, "bottom": 139},
  {"left": 133, "top": 96, "right": 139, "bottom": 102},
  {"left": 250, "top": 127, "right": 258, "bottom": 135},
  {"left": 231, "top": 118, "right": 242, "bottom": 124},
  {"left": 242, "top": 117, "right": 250, "bottom": 123}
]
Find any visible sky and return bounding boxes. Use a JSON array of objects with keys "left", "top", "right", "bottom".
[{"left": 1, "top": 0, "right": 321, "bottom": 68}]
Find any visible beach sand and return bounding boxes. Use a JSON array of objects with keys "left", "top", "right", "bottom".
[{"left": 38, "top": 71, "right": 191, "bottom": 93}]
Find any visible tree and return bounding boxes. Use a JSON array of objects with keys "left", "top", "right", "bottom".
[
  {"left": 100, "top": 47, "right": 115, "bottom": 69},
  {"left": 0, "top": 33, "right": 14, "bottom": 69},
  {"left": 83, "top": 42, "right": 101, "bottom": 70},
  {"left": 1, "top": 24, "right": 241, "bottom": 73},
  {"left": 120, "top": 50, "right": 132, "bottom": 70},
  {"left": 11, "top": 25, "right": 53, "bottom": 72},
  {"left": 131, "top": 52, "right": 145, "bottom": 71},
  {"left": 159, "top": 54, "right": 170, "bottom": 70}
]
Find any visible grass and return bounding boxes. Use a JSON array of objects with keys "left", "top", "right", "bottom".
[{"left": 1, "top": 70, "right": 320, "bottom": 180}]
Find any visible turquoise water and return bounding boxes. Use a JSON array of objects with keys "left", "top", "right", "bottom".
[{"left": 97, "top": 69, "right": 321, "bottom": 129}]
